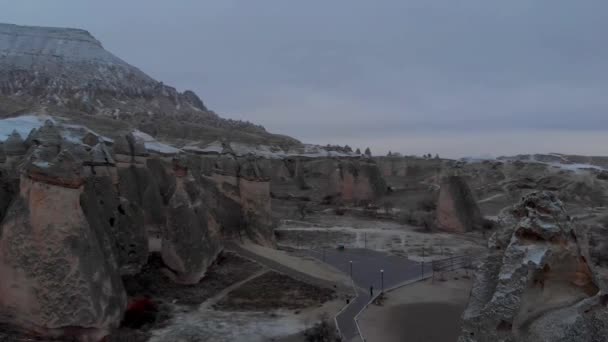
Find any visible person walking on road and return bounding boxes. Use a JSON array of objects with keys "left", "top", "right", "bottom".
[{"left": 370, "top": 285, "right": 374, "bottom": 297}]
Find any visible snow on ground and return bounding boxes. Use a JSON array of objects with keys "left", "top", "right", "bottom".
[
  {"left": 0, "top": 114, "right": 117, "bottom": 146},
  {"left": 183, "top": 140, "right": 223, "bottom": 154},
  {"left": 149, "top": 309, "right": 305, "bottom": 342},
  {"left": 0, "top": 115, "right": 51, "bottom": 141},
  {"left": 132, "top": 129, "right": 182, "bottom": 155},
  {"left": 230, "top": 142, "right": 284, "bottom": 158},
  {"left": 228, "top": 142, "right": 360, "bottom": 159},
  {"left": 505, "top": 154, "right": 606, "bottom": 172},
  {"left": 546, "top": 162, "right": 604, "bottom": 172},
  {"left": 276, "top": 224, "right": 485, "bottom": 261},
  {"left": 522, "top": 244, "right": 548, "bottom": 266},
  {"left": 184, "top": 141, "right": 362, "bottom": 159}
]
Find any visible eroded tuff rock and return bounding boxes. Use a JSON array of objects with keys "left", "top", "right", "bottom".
[
  {"left": 459, "top": 192, "right": 606, "bottom": 342},
  {"left": 436, "top": 175, "right": 483, "bottom": 232},
  {"left": 0, "top": 124, "right": 276, "bottom": 340},
  {"left": 161, "top": 156, "right": 222, "bottom": 284},
  {"left": 0, "top": 140, "right": 126, "bottom": 341},
  {"left": 268, "top": 157, "right": 386, "bottom": 205}
]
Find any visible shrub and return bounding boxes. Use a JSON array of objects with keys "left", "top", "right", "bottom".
[
  {"left": 304, "top": 314, "right": 341, "bottom": 342},
  {"left": 481, "top": 218, "right": 496, "bottom": 230},
  {"left": 417, "top": 196, "right": 437, "bottom": 212},
  {"left": 398, "top": 210, "right": 435, "bottom": 230}
]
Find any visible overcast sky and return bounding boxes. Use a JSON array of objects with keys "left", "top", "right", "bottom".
[{"left": 2, "top": 0, "right": 607, "bottom": 157}]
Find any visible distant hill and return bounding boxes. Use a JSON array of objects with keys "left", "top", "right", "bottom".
[{"left": 0, "top": 23, "right": 299, "bottom": 147}]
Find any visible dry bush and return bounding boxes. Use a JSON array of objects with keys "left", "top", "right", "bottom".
[
  {"left": 304, "top": 314, "right": 341, "bottom": 342},
  {"left": 398, "top": 210, "right": 435, "bottom": 230},
  {"left": 417, "top": 196, "right": 437, "bottom": 212},
  {"left": 481, "top": 218, "right": 496, "bottom": 230}
]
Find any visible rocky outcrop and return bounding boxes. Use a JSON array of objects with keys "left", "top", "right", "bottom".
[
  {"left": 4, "top": 130, "right": 26, "bottom": 156},
  {"left": 0, "top": 121, "right": 276, "bottom": 340},
  {"left": 161, "top": 156, "right": 222, "bottom": 284},
  {"left": 436, "top": 175, "right": 483, "bottom": 232},
  {"left": 459, "top": 192, "right": 606, "bottom": 342},
  {"left": 268, "top": 157, "right": 386, "bottom": 205},
  {"left": 0, "top": 137, "right": 126, "bottom": 341},
  {"left": 375, "top": 156, "right": 442, "bottom": 184}
]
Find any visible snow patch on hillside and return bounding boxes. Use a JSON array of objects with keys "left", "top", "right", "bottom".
[
  {"left": 0, "top": 115, "right": 51, "bottom": 141},
  {"left": 132, "top": 129, "right": 182, "bottom": 155}
]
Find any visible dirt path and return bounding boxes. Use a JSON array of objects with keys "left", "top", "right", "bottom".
[
  {"left": 199, "top": 269, "right": 268, "bottom": 310},
  {"left": 226, "top": 242, "right": 350, "bottom": 292},
  {"left": 478, "top": 193, "right": 505, "bottom": 203}
]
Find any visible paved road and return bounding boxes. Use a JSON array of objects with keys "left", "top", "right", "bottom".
[
  {"left": 303, "top": 248, "right": 422, "bottom": 341},
  {"left": 228, "top": 242, "right": 423, "bottom": 341}
]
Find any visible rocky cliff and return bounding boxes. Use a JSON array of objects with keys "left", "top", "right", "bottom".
[{"left": 459, "top": 192, "right": 607, "bottom": 342}]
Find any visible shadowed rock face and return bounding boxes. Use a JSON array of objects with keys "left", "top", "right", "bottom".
[
  {"left": 267, "top": 157, "right": 386, "bottom": 205},
  {"left": 459, "top": 192, "right": 607, "bottom": 342},
  {"left": 436, "top": 175, "right": 483, "bottom": 232},
  {"left": 160, "top": 156, "right": 221, "bottom": 284}
]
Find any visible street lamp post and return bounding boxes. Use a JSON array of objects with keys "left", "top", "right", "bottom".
[
  {"left": 350, "top": 260, "right": 353, "bottom": 279},
  {"left": 380, "top": 269, "right": 384, "bottom": 293}
]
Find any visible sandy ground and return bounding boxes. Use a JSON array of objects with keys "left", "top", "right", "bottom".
[
  {"left": 240, "top": 242, "right": 353, "bottom": 288},
  {"left": 358, "top": 269, "right": 472, "bottom": 342},
  {"left": 276, "top": 217, "right": 486, "bottom": 262}
]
